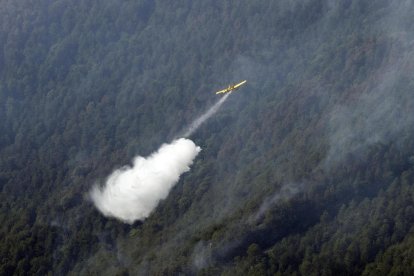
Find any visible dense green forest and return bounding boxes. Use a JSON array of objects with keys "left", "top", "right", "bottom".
[{"left": 1, "top": 0, "right": 414, "bottom": 275}]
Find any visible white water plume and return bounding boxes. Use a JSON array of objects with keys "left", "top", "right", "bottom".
[
  {"left": 90, "top": 94, "right": 231, "bottom": 223},
  {"left": 183, "top": 93, "right": 230, "bottom": 137},
  {"left": 90, "top": 138, "right": 201, "bottom": 223}
]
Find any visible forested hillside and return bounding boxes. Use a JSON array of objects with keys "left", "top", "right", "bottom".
[{"left": 1, "top": 0, "right": 414, "bottom": 275}]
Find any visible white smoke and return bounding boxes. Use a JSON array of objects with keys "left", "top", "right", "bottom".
[
  {"left": 90, "top": 138, "right": 201, "bottom": 223},
  {"left": 249, "top": 183, "right": 304, "bottom": 223},
  {"left": 183, "top": 93, "right": 230, "bottom": 137}
]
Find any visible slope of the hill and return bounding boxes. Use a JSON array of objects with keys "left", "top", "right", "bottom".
[{"left": 1, "top": 0, "right": 414, "bottom": 275}]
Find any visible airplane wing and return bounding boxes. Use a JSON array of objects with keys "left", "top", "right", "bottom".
[
  {"left": 215, "top": 88, "right": 229, "bottom": 94},
  {"left": 233, "top": 80, "right": 247, "bottom": 89},
  {"left": 215, "top": 80, "right": 246, "bottom": 94}
]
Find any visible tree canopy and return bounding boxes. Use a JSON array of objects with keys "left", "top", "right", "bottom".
[{"left": 1, "top": 0, "right": 414, "bottom": 274}]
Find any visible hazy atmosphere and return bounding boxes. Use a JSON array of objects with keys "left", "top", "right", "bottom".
[{"left": 1, "top": 1, "right": 414, "bottom": 275}]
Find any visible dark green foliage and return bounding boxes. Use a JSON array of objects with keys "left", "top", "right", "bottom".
[{"left": 1, "top": 0, "right": 414, "bottom": 274}]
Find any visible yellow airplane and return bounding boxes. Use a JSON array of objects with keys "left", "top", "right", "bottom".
[{"left": 215, "top": 80, "right": 247, "bottom": 94}]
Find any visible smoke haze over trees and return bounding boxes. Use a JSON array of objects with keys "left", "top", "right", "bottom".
[{"left": 1, "top": 0, "right": 414, "bottom": 274}]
